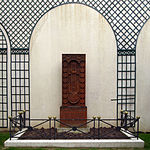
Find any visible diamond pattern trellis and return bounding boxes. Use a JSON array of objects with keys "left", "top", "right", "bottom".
[
  {"left": 0, "top": 0, "right": 150, "bottom": 49},
  {"left": 0, "top": 28, "right": 7, "bottom": 50}
]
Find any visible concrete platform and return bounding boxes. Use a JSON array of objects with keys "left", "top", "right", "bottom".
[
  {"left": 4, "top": 129, "right": 144, "bottom": 148},
  {"left": 4, "top": 138, "right": 144, "bottom": 148}
]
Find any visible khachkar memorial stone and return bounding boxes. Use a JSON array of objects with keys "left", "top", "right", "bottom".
[{"left": 60, "top": 54, "right": 87, "bottom": 126}]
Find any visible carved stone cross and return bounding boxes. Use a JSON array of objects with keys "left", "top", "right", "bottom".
[{"left": 60, "top": 54, "right": 87, "bottom": 126}]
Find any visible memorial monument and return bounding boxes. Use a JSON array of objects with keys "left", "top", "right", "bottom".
[{"left": 60, "top": 54, "right": 87, "bottom": 126}]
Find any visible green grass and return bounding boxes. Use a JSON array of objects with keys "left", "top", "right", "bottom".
[
  {"left": 4, "top": 148, "right": 48, "bottom": 150},
  {"left": 139, "top": 133, "right": 150, "bottom": 149},
  {"left": 0, "top": 132, "right": 150, "bottom": 150},
  {"left": 0, "top": 132, "right": 9, "bottom": 148}
]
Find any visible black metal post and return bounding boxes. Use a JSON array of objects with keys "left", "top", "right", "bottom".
[
  {"left": 98, "top": 117, "right": 101, "bottom": 139},
  {"left": 120, "top": 110, "right": 123, "bottom": 126},
  {"left": 23, "top": 110, "right": 26, "bottom": 128},
  {"left": 125, "top": 111, "right": 128, "bottom": 129},
  {"left": 93, "top": 116, "right": 96, "bottom": 139},
  {"left": 48, "top": 116, "right": 52, "bottom": 139},
  {"left": 19, "top": 111, "right": 23, "bottom": 131},
  {"left": 137, "top": 116, "right": 140, "bottom": 140},
  {"left": 9, "top": 116, "right": 12, "bottom": 140},
  {"left": 53, "top": 117, "right": 56, "bottom": 139}
]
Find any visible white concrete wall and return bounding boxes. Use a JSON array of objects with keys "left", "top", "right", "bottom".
[
  {"left": 136, "top": 19, "right": 150, "bottom": 132},
  {"left": 30, "top": 4, "right": 117, "bottom": 121}
]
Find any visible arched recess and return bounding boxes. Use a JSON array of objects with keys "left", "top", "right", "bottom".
[
  {"left": 0, "top": 24, "right": 10, "bottom": 128},
  {"left": 136, "top": 18, "right": 150, "bottom": 132},
  {"left": 30, "top": 4, "right": 117, "bottom": 120}
]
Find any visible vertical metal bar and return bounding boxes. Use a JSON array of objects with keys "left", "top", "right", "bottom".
[
  {"left": 129, "top": 56, "right": 131, "bottom": 123},
  {"left": 1, "top": 34, "right": 3, "bottom": 127},
  {"left": 93, "top": 117, "right": 96, "bottom": 139},
  {"left": 126, "top": 55, "right": 127, "bottom": 112},
  {"left": 130, "top": 55, "right": 132, "bottom": 87},
  {"left": 19, "top": 54, "right": 21, "bottom": 111},
  {"left": 23, "top": 110, "right": 26, "bottom": 128},
  {"left": 10, "top": 53, "right": 13, "bottom": 118},
  {"left": 0, "top": 32, "right": 2, "bottom": 127},
  {"left": 121, "top": 55, "right": 123, "bottom": 111},
  {"left": 137, "top": 117, "right": 140, "bottom": 140},
  {"left": 117, "top": 54, "right": 119, "bottom": 127},
  {"left": 125, "top": 111, "right": 128, "bottom": 129},
  {"left": 48, "top": 116, "right": 51, "bottom": 139},
  {"left": 19, "top": 112, "right": 22, "bottom": 131},
  {"left": 120, "top": 110, "right": 123, "bottom": 126},
  {"left": 98, "top": 117, "right": 100, "bottom": 139},
  {"left": 28, "top": 52, "right": 30, "bottom": 126},
  {"left": 0, "top": 56, "right": 1, "bottom": 126},
  {"left": 15, "top": 54, "right": 17, "bottom": 117},
  {"left": 54, "top": 117, "right": 56, "bottom": 139},
  {"left": 130, "top": 55, "right": 132, "bottom": 123},
  {"left": 9, "top": 117, "right": 12, "bottom": 140},
  {"left": 2, "top": 51, "right": 4, "bottom": 126},
  {"left": 24, "top": 54, "right": 26, "bottom": 120},
  {"left": 134, "top": 54, "right": 136, "bottom": 119}
]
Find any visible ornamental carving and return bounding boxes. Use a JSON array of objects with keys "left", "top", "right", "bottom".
[{"left": 62, "top": 54, "right": 85, "bottom": 106}]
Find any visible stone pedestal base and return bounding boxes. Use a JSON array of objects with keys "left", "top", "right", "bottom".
[{"left": 60, "top": 106, "right": 87, "bottom": 127}]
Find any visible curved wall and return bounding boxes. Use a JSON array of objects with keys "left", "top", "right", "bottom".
[
  {"left": 137, "top": 19, "right": 150, "bottom": 131},
  {"left": 30, "top": 4, "right": 117, "bottom": 121}
]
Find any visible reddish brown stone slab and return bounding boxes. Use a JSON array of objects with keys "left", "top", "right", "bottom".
[
  {"left": 60, "top": 106, "right": 87, "bottom": 127},
  {"left": 60, "top": 54, "right": 87, "bottom": 126}
]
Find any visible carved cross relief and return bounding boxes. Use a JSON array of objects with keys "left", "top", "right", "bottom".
[{"left": 60, "top": 54, "right": 87, "bottom": 126}]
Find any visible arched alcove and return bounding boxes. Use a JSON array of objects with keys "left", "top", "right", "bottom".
[
  {"left": 30, "top": 4, "right": 117, "bottom": 119},
  {"left": 137, "top": 19, "right": 150, "bottom": 131}
]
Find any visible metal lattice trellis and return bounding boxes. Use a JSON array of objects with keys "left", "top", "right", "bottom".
[
  {"left": 0, "top": 0, "right": 149, "bottom": 49},
  {"left": 11, "top": 49, "right": 30, "bottom": 127},
  {"left": 0, "top": 0, "right": 150, "bottom": 127},
  {"left": 0, "top": 27, "right": 8, "bottom": 128}
]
